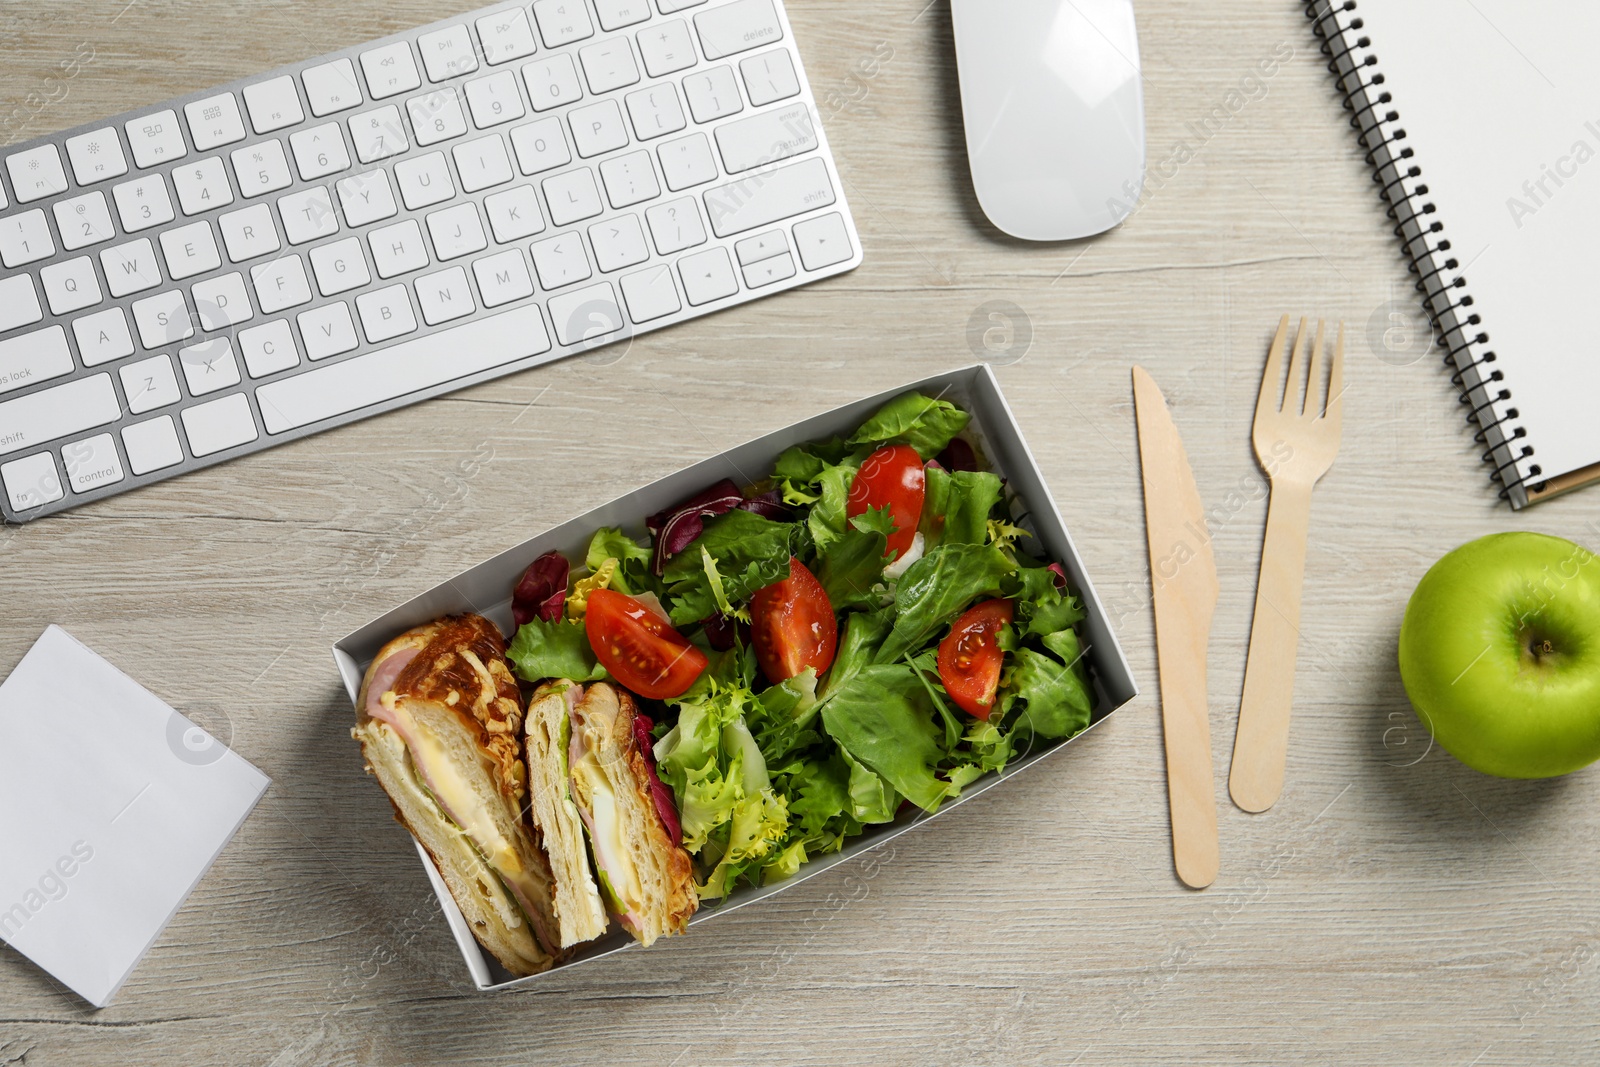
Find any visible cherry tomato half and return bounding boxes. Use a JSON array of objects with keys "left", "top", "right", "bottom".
[
  {"left": 751, "top": 557, "right": 838, "bottom": 684},
  {"left": 585, "top": 588, "right": 708, "bottom": 700},
  {"left": 847, "top": 444, "right": 925, "bottom": 561},
  {"left": 937, "top": 599, "right": 1014, "bottom": 719}
]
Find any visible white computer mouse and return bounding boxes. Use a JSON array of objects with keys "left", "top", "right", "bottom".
[{"left": 951, "top": 0, "right": 1146, "bottom": 242}]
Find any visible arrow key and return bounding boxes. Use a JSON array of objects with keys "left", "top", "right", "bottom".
[
  {"left": 677, "top": 246, "right": 737, "bottom": 306},
  {"left": 793, "top": 211, "right": 851, "bottom": 271}
]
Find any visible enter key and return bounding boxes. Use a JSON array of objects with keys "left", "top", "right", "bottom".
[{"left": 713, "top": 102, "right": 816, "bottom": 174}]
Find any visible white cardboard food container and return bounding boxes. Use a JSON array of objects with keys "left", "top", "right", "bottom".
[{"left": 333, "top": 364, "right": 1139, "bottom": 990}]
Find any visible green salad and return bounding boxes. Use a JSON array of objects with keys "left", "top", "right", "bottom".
[{"left": 506, "top": 392, "right": 1094, "bottom": 898}]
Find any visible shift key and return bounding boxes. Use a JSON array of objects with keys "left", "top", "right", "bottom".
[
  {"left": 0, "top": 326, "right": 75, "bottom": 396},
  {"left": 703, "top": 156, "right": 835, "bottom": 238},
  {"left": 0, "top": 373, "right": 122, "bottom": 456}
]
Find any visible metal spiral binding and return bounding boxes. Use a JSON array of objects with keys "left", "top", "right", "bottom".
[{"left": 1305, "top": 0, "right": 1542, "bottom": 502}]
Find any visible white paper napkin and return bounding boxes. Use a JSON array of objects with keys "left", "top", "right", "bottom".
[{"left": 0, "top": 625, "right": 269, "bottom": 1007}]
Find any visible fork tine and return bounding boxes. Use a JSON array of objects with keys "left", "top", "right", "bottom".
[
  {"left": 1256, "top": 315, "right": 1291, "bottom": 422},
  {"left": 1283, "top": 316, "right": 1310, "bottom": 415},
  {"left": 1304, "top": 319, "right": 1327, "bottom": 417},
  {"left": 1323, "top": 321, "right": 1345, "bottom": 429}
]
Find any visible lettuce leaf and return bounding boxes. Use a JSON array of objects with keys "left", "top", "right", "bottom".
[
  {"left": 652, "top": 682, "right": 763, "bottom": 850},
  {"left": 584, "top": 527, "right": 658, "bottom": 597},
  {"left": 820, "top": 662, "right": 948, "bottom": 812},
  {"left": 874, "top": 542, "right": 1014, "bottom": 664},
  {"left": 506, "top": 617, "right": 605, "bottom": 684},
  {"left": 1008, "top": 647, "right": 1093, "bottom": 740},
  {"left": 696, "top": 788, "right": 789, "bottom": 898},
  {"left": 661, "top": 509, "right": 799, "bottom": 625},
  {"left": 816, "top": 505, "right": 893, "bottom": 610},
  {"left": 820, "top": 607, "right": 893, "bottom": 699},
  {"left": 847, "top": 392, "right": 971, "bottom": 460}
]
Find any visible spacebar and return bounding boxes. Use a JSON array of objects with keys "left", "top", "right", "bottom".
[{"left": 255, "top": 306, "right": 552, "bottom": 434}]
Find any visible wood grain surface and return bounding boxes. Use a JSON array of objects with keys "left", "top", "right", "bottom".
[{"left": 3, "top": 1, "right": 1598, "bottom": 1064}]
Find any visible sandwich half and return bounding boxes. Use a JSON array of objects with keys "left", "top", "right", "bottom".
[
  {"left": 352, "top": 614, "right": 561, "bottom": 976},
  {"left": 566, "top": 682, "right": 697, "bottom": 946},
  {"left": 523, "top": 682, "right": 610, "bottom": 947}
]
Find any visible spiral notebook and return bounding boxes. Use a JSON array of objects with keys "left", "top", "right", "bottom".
[{"left": 1308, "top": 1, "right": 1600, "bottom": 507}]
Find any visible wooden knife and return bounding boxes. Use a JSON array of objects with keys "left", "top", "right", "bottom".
[{"left": 1132, "top": 366, "right": 1220, "bottom": 889}]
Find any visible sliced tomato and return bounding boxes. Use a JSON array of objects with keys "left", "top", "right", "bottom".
[
  {"left": 751, "top": 557, "right": 838, "bottom": 684},
  {"left": 937, "top": 599, "right": 1014, "bottom": 719},
  {"left": 585, "top": 588, "right": 708, "bottom": 700},
  {"left": 846, "top": 444, "right": 925, "bottom": 561}
]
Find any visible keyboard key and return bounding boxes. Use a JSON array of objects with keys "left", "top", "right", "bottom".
[
  {"left": 279, "top": 187, "right": 340, "bottom": 245},
  {"left": 678, "top": 245, "right": 738, "bottom": 305},
  {"left": 625, "top": 83, "right": 686, "bottom": 140},
  {"left": 570, "top": 99, "right": 630, "bottom": 157},
  {"left": 407, "top": 87, "right": 470, "bottom": 146},
  {"left": 336, "top": 169, "right": 399, "bottom": 226},
  {"left": 419, "top": 25, "right": 479, "bottom": 81},
  {"left": 547, "top": 282, "right": 622, "bottom": 346},
  {"left": 0, "top": 275, "right": 43, "bottom": 333},
  {"left": 74, "top": 307, "right": 135, "bottom": 367},
  {"left": 0, "top": 373, "right": 121, "bottom": 457},
  {"left": 596, "top": 0, "right": 652, "bottom": 31},
  {"left": 191, "top": 272, "right": 253, "bottom": 329},
  {"left": 530, "top": 230, "right": 592, "bottom": 288},
  {"left": 178, "top": 337, "right": 241, "bottom": 396},
  {"left": 132, "top": 290, "right": 194, "bottom": 349},
  {"left": 172, "top": 157, "right": 235, "bottom": 216},
  {"left": 40, "top": 257, "right": 102, "bottom": 315},
  {"left": 509, "top": 116, "right": 571, "bottom": 173},
  {"left": 658, "top": 0, "right": 707, "bottom": 11},
  {"left": 54, "top": 192, "right": 116, "bottom": 250},
  {"left": 63, "top": 433, "right": 126, "bottom": 493},
  {"left": 416, "top": 266, "right": 476, "bottom": 325},
  {"left": 793, "top": 211, "right": 851, "bottom": 270},
  {"left": 484, "top": 185, "right": 546, "bottom": 242},
  {"left": 113, "top": 173, "right": 176, "bottom": 232},
  {"left": 290, "top": 123, "right": 352, "bottom": 180},
  {"left": 256, "top": 304, "right": 551, "bottom": 433},
  {"left": 658, "top": 132, "right": 718, "bottom": 190},
  {"left": 0, "top": 209, "right": 54, "bottom": 269},
  {"left": 298, "top": 302, "right": 359, "bottom": 359},
  {"left": 579, "top": 38, "right": 640, "bottom": 95},
  {"left": 238, "top": 319, "right": 300, "bottom": 377},
  {"left": 395, "top": 151, "right": 455, "bottom": 209},
  {"left": 122, "top": 416, "right": 185, "bottom": 475},
  {"left": 232, "top": 140, "right": 294, "bottom": 197},
  {"left": 219, "top": 203, "right": 281, "bottom": 262},
  {"left": 683, "top": 65, "right": 742, "bottom": 123},
  {"left": 356, "top": 284, "right": 418, "bottom": 342},
  {"left": 600, "top": 150, "right": 660, "bottom": 207},
  {"left": 244, "top": 77, "right": 305, "bottom": 133},
  {"left": 741, "top": 249, "right": 794, "bottom": 287},
  {"left": 523, "top": 54, "right": 584, "bottom": 112},
  {"left": 477, "top": 8, "right": 539, "bottom": 66},
  {"left": 589, "top": 213, "right": 649, "bottom": 272},
  {"left": 646, "top": 197, "right": 707, "bottom": 253},
  {"left": 64, "top": 128, "right": 129, "bottom": 185},
  {"left": 369, "top": 219, "right": 430, "bottom": 277},
  {"left": 101, "top": 239, "right": 163, "bottom": 297},
  {"left": 160, "top": 219, "right": 222, "bottom": 279},
  {"left": 349, "top": 105, "right": 409, "bottom": 163},
  {"left": 465, "top": 70, "right": 526, "bottom": 129},
  {"left": 181, "top": 393, "right": 258, "bottom": 456},
  {"left": 619, "top": 262, "right": 681, "bottom": 322},
  {"left": 123, "top": 110, "right": 187, "bottom": 168},
  {"left": 473, "top": 249, "right": 535, "bottom": 306},
  {"left": 695, "top": 0, "right": 782, "bottom": 60},
  {"left": 310, "top": 237, "right": 371, "bottom": 295},
  {"left": 542, "top": 168, "right": 603, "bottom": 225},
  {"left": 251, "top": 255, "right": 314, "bottom": 313},
  {"left": 185, "top": 93, "right": 248, "bottom": 151},
  {"left": 703, "top": 155, "right": 834, "bottom": 237},
  {"left": 715, "top": 101, "right": 816, "bottom": 173},
  {"left": 740, "top": 47, "right": 800, "bottom": 106},
  {"left": 120, "top": 353, "right": 181, "bottom": 414},
  {"left": 734, "top": 227, "right": 787, "bottom": 265},
  {"left": 637, "top": 19, "right": 697, "bottom": 77},
  {"left": 302, "top": 58, "right": 364, "bottom": 117},
  {"left": 361, "top": 42, "right": 423, "bottom": 99},
  {"left": 0, "top": 326, "right": 73, "bottom": 396},
  {"left": 453, "top": 134, "right": 515, "bottom": 192},
  {"left": 3, "top": 452, "right": 63, "bottom": 510},
  {"left": 426, "top": 202, "right": 488, "bottom": 260},
  {"left": 533, "top": 0, "right": 595, "bottom": 48}
]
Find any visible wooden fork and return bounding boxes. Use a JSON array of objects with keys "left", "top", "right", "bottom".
[{"left": 1229, "top": 315, "right": 1345, "bottom": 813}]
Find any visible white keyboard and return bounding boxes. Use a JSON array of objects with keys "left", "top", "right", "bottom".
[{"left": 0, "top": 0, "right": 859, "bottom": 522}]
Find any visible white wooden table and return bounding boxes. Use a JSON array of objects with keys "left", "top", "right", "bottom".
[{"left": 2, "top": 2, "right": 1596, "bottom": 1063}]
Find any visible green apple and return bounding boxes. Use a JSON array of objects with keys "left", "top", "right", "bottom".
[{"left": 1398, "top": 532, "right": 1600, "bottom": 778}]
